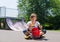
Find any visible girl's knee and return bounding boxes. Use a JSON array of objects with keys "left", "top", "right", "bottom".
[{"left": 40, "top": 32, "right": 44, "bottom": 35}]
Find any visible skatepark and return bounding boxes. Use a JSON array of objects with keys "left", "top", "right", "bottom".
[
  {"left": 0, "top": 18, "right": 60, "bottom": 42},
  {"left": 0, "top": 0, "right": 60, "bottom": 42}
]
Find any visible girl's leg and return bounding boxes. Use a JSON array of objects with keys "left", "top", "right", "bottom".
[
  {"left": 39, "top": 30, "right": 45, "bottom": 38},
  {"left": 40, "top": 29, "right": 47, "bottom": 36},
  {"left": 40, "top": 31, "right": 44, "bottom": 36}
]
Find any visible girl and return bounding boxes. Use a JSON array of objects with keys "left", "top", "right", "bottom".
[{"left": 23, "top": 13, "right": 45, "bottom": 39}]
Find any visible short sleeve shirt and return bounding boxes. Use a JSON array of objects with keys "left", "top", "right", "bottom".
[{"left": 27, "top": 21, "right": 40, "bottom": 28}]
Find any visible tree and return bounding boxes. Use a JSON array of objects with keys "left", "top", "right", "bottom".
[
  {"left": 46, "top": 0, "right": 60, "bottom": 30},
  {"left": 18, "top": 0, "right": 50, "bottom": 24},
  {"left": 18, "top": 0, "right": 60, "bottom": 30}
]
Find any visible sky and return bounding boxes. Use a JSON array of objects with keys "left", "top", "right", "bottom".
[{"left": 0, "top": 0, "right": 18, "bottom": 9}]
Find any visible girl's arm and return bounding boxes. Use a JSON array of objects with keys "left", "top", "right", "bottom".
[
  {"left": 37, "top": 21, "right": 43, "bottom": 30},
  {"left": 38, "top": 24, "right": 43, "bottom": 30}
]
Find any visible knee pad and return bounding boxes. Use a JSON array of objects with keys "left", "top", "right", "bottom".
[{"left": 23, "top": 30, "right": 27, "bottom": 34}]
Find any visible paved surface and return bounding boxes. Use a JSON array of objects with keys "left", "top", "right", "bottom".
[{"left": 0, "top": 30, "right": 60, "bottom": 42}]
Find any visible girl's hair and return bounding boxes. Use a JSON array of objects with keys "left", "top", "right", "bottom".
[{"left": 30, "top": 13, "right": 37, "bottom": 19}]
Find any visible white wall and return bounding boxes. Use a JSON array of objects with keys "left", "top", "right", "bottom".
[
  {"left": 0, "top": 7, "right": 18, "bottom": 18},
  {"left": 6, "top": 8, "right": 18, "bottom": 18},
  {"left": 0, "top": 7, "right": 6, "bottom": 17}
]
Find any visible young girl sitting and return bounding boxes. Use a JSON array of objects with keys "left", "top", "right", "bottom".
[{"left": 23, "top": 13, "right": 46, "bottom": 39}]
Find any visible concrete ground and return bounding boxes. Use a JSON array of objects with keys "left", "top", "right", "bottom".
[{"left": 0, "top": 30, "right": 60, "bottom": 42}]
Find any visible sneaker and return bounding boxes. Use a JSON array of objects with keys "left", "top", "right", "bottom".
[{"left": 24, "top": 35, "right": 30, "bottom": 39}]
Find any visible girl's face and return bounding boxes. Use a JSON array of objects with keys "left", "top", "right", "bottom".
[{"left": 31, "top": 16, "right": 37, "bottom": 22}]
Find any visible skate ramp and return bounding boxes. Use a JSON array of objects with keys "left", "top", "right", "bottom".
[{"left": 6, "top": 18, "right": 28, "bottom": 31}]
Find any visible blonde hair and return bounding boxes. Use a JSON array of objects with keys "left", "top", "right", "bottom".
[{"left": 30, "top": 13, "right": 37, "bottom": 19}]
